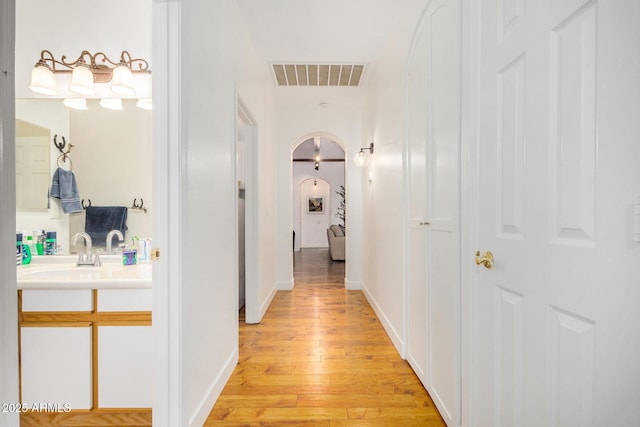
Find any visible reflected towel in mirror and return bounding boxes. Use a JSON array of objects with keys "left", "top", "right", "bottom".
[
  {"left": 50, "top": 167, "right": 82, "bottom": 214},
  {"left": 84, "top": 206, "right": 128, "bottom": 247}
]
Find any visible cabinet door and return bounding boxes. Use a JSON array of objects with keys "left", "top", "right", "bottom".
[
  {"left": 98, "top": 325, "right": 153, "bottom": 408},
  {"left": 21, "top": 326, "right": 92, "bottom": 409}
]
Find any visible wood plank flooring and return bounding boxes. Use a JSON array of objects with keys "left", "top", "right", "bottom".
[{"left": 205, "top": 248, "right": 446, "bottom": 426}]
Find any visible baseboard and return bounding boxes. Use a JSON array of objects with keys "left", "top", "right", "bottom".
[
  {"left": 362, "top": 286, "right": 405, "bottom": 356},
  {"left": 188, "top": 347, "right": 238, "bottom": 427},
  {"left": 344, "top": 279, "right": 362, "bottom": 290},
  {"left": 259, "top": 284, "right": 278, "bottom": 320},
  {"left": 276, "top": 278, "right": 294, "bottom": 291}
]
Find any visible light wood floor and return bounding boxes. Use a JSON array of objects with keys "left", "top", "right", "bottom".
[{"left": 205, "top": 248, "right": 446, "bottom": 426}]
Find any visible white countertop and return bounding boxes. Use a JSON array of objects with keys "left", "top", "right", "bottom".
[{"left": 17, "top": 255, "right": 152, "bottom": 290}]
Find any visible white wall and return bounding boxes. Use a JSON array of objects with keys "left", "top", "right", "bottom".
[
  {"left": 274, "top": 110, "right": 364, "bottom": 290},
  {"left": 293, "top": 161, "right": 345, "bottom": 250},
  {"left": 174, "top": 1, "right": 275, "bottom": 425},
  {"left": 361, "top": 5, "right": 430, "bottom": 354}
]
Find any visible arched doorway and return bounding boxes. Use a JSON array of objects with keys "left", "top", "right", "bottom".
[{"left": 291, "top": 136, "right": 345, "bottom": 253}]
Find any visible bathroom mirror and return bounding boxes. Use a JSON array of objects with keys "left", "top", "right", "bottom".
[{"left": 15, "top": 98, "right": 153, "bottom": 254}]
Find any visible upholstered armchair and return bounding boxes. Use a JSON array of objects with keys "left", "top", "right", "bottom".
[{"left": 326, "top": 224, "right": 345, "bottom": 261}]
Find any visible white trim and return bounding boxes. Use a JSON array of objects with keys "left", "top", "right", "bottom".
[
  {"left": 344, "top": 279, "right": 362, "bottom": 290},
  {"left": 237, "top": 99, "right": 261, "bottom": 324},
  {"left": 152, "top": 1, "right": 182, "bottom": 426},
  {"left": 276, "top": 278, "right": 294, "bottom": 291},
  {"left": 460, "top": 0, "right": 482, "bottom": 425},
  {"left": 0, "top": 1, "right": 19, "bottom": 426},
  {"left": 257, "top": 285, "right": 278, "bottom": 323},
  {"left": 187, "top": 348, "right": 238, "bottom": 427},
  {"left": 362, "top": 285, "right": 404, "bottom": 355}
]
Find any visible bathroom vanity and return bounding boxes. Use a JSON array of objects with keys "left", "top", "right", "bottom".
[{"left": 16, "top": 255, "right": 152, "bottom": 426}]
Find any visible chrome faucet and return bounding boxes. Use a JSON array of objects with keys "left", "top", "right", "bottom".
[
  {"left": 71, "top": 232, "right": 101, "bottom": 266},
  {"left": 106, "top": 230, "right": 124, "bottom": 254}
]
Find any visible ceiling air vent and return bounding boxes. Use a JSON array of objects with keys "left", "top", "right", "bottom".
[{"left": 271, "top": 63, "right": 365, "bottom": 87}]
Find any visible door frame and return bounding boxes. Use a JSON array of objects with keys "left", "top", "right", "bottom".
[
  {"left": 459, "top": 0, "right": 480, "bottom": 425},
  {"left": 237, "top": 98, "right": 260, "bottom": 324},
  {"left": 0, "top": 1, "right": 19, "bottom": 425},
  {"left": 152, "top": 1, "right": 181, "bottom": 425}
]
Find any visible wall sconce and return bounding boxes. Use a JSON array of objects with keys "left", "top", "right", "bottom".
[
  {"left": 29, "top": 50, "right": 151, "bottom": 106},
  {"left": 353, "top": 142, "right": 374, "bottom": 167}
]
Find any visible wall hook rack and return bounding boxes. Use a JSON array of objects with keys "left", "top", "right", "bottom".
[{"left": 130, "top": 198, "right": 147, "bottom": 213}]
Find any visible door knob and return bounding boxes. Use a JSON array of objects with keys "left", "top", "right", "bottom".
[{"left": 475, "top": 250, "right": 494, "bottom": 269}]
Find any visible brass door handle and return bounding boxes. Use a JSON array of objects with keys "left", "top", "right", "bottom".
[{"left": 475, "top": 250, "right": 494, "bottom": 269}]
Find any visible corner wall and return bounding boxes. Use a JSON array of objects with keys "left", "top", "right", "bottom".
[{"left": 170, "top": 1, "right": 275, "bottom": 425}]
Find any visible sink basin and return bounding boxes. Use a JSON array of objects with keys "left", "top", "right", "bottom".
[{"left": 17, "top": 261, "right": 152, "bottom": 289}]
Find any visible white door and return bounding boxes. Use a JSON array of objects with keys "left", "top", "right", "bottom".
[
  {"left": 471, "top": 1, "right": 640, "bottom": 426},
  {"left": 406, "top": 1, "right": 461, "bottom": 425}
]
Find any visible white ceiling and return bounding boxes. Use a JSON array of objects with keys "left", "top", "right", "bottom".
[{"left": 236, "top": 0, "right": 427, "bottom": 108}]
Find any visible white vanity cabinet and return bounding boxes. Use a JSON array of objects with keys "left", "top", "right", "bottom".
[{"left": 18, "top": 285, "right": 152, "bottom": 426}]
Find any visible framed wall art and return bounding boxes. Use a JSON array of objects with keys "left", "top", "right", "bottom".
[{"left": 307, "top": 196, "right": 324, "bottom": 213}]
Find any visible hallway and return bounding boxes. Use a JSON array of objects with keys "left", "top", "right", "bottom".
[{"left": 205, "top": 249, "right": 445, "bottom": 426}]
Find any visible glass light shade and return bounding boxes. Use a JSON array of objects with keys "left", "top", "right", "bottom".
[
  {"left": 99, "top": 98, "right": 123, "bottom": 110},
  {"left": 29, "top": 64, "right": 57, "bottom": 95},
  {"left": 353, "top": 150, "right": 370, "bottom": 167},
  {"left": 70, "top": 64, "right": 95, "bottom": 95},
  {"left": 63, "top": 98, "right": 88, "bottom": 110},
  {"left": 136, "top": 98, "right": 153, "bottom": 110},
  {"left": 110, "top": 64, "right": 136, "bottom": 96}
]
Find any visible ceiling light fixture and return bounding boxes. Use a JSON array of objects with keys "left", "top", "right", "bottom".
[
  {"left": 29, "top": 50, "right": 150, "bottom": 97},
  {"left": 354, "top": 142, "right": 374, "bottom": 167}
]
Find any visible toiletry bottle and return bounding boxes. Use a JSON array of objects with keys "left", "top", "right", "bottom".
[
  {"left": 45, "top": 231, "right": 57, "bottom": 255},
  {"left": 22, "top": 242, "right": 31, "bottom": 265},
  {"left": 26, "top": 235, "right": 35, "bottom": 256},
  {"left": 16, "top": 233, "right": 23, "bottom": 266},
  {"left": 36, "top": 230, "right": 45, "bottom": 255}
]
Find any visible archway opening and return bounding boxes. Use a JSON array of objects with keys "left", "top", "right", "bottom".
[{"left": 292, "top": 136, "right": 345, "bottom": 258}]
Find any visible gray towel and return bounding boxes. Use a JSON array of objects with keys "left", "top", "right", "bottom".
[{"left": 50, "top": 167, "right": 82, "bottom": 214}]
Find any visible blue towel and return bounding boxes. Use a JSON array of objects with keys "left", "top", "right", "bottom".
[
  {"left": 85, "top": 206, "right": 128, "bottom": 247},
  {"left": 50, "top": 167, "right": 82, "bottom": 214}
]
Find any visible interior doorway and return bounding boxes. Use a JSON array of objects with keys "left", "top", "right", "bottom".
[
  {"left": 291, "top": 136, "right": 345, "bottom": 254},
  {"left": 236, "top": 99, "right": 260, "bottom": 323}
]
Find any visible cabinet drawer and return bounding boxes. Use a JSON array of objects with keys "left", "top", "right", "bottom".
[
  {"left": 21, "top": 289, "right": 93, "bottom": 312},
  {"left": 97, "top": 289, "right": 152, "bottom": 312}
]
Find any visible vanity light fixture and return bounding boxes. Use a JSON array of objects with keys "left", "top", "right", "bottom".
[
  {"left": 136, "top": 98, "right": 153, "bottom": 110},
  {"left": 62, "top": 98, "right": 88, "bottom": 110},
  {"left": 99, "top": 98, "right": 123, "bottom": 111},
  {"left": 353, "top": 142, "right": 374, "bottom": 167},
  {"left": 29, "top": 50, "right": 151, "bottom": 97}
]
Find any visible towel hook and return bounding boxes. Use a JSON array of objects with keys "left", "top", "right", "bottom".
[
  {"left": 82, "top": 199, "right": 92, "bottom": 209},
  {"left": 53, "top": 134, "right": 73, "bottom": 169}
]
